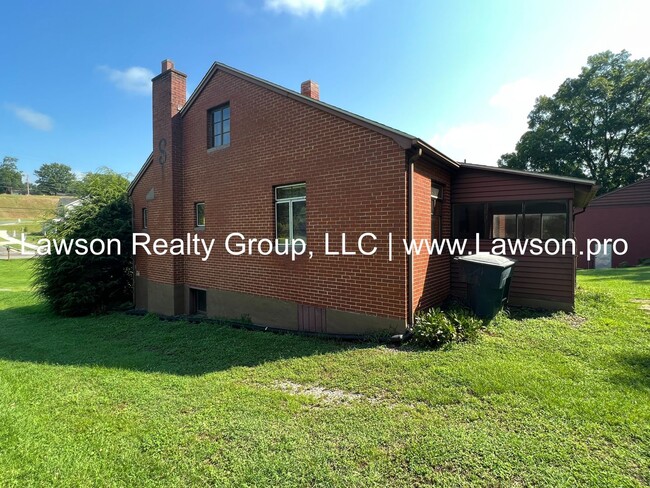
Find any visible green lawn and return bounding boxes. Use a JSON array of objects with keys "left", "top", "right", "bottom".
[{"left": 0, "top": 261, "right": 648, "bottom": 486}]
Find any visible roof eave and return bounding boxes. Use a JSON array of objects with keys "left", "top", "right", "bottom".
[{"left": 127, "top": 153, "right": 153, "bottom": 196}]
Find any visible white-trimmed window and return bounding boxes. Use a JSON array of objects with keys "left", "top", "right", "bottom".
[
  {"left": 275, "top": 183, "right": 306, "bottom": 249},
  {"left": 195, "top": 202, "right": 205, "bottom": 228}
]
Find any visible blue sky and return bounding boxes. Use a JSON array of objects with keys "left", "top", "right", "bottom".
[{"left": 1, "top": 0, "right": 648, "bottom": 182}]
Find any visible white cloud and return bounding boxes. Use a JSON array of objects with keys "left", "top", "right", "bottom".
[
  {"left": 6, "top": 104, "right": 54, "bottom": 131},
  {"left": 430, "top": 76, "right": 565, "bottom": 166},
  {"left": 264, "top": 0, "right": 368, "bottom": 16},
  {"left": 97, "top": 65, "right": 154, "bottom": 94}
]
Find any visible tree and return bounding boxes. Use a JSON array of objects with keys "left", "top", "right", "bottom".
[
  {"left": 34, "top": 162, "right": 76, "bottom": 195},
  {"left": 0, "top": 156, "right": 24, "bottom": 194},
  {"left": 33, "top": 169, "right": 132, "bottom": 316},
  {"left": 499, "top": 51, "right": 650, "bottom": 194}
]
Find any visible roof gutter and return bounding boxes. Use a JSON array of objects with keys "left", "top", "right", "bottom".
[{"left": 407, "top": 147, "right": 422, "bottom": 329}]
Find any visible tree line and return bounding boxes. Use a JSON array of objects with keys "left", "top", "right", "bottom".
[
  {"left": 0, "top": 158, "right": 81, "bottom": 195},
  {"left": 498, "top": 50, "right": 650, "bottom": 194}
]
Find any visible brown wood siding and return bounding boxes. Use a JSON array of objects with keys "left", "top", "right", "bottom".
[
  {"left": 588, "top": 178, "right": 650, "bottom": 207},
  {"left": 451, "top": 167, "right": 578, "bottom": 310},
  {"left": 452, "top": 170, "right": 576, "bottom": 203}
]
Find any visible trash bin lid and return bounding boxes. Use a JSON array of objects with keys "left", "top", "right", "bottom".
[{"left": 455, "top": 253, "right": 515, "bottom": 268}]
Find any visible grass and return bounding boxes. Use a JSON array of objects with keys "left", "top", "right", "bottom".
[
  {"left": 0, "top": 194, "right": 59, "bottom": 221},
  {"left": 0, "top": 261, "right": 648, "bottom": 486}
]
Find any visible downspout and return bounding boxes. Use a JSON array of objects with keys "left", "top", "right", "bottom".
[
  {"left": 572, "top": 206, "right": 587, "bottom": 269},
  {"left": 407, "top": 147, "right": 422, "bottom": 330}
]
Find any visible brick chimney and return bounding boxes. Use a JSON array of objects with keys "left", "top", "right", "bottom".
[
  {"left": 149, "top": 59, "right": 187, "bottom": 315},
  {"left": 301, "top": 80, "right": 319, "bottom": 100}
]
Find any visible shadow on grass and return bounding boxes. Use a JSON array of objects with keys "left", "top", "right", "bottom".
[
  {"left": 578, "top": 267, "right": 650, "bottom": 282},
  {"left": 0, "top": 301, "right": 361, "bottom": 376},
  {"left": 611, "top": 352, "right": 650, "bottom": 390},
  {"left": 503, "top": 306, "right": 557, "bottom": 320}
]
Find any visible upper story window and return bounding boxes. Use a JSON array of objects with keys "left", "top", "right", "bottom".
[
  {"left": 431, "top": 182, "right": 444, "bottom": 239},
  {"left": 209, "top": 104, "right": 230, "bottom": 148},
  {"left": 195, "top": 202, "right": 205, "bottom": 228},
  {"left": 275, "top": 183, "right": 306, "bottom": 249},
  {"left": 142, "top": 208, "right": 148, "bottom": 229}
]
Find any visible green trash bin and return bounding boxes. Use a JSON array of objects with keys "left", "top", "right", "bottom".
[{"left": 455, "top": 254, "right": 516, "bottom": 319}]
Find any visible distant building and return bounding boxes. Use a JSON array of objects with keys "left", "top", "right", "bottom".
[{"left": 576, "top": 178, "right": 650, "bottom": 268}]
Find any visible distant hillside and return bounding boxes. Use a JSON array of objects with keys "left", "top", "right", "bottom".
[{"left": 0, "top": 194, "right": 61, "bottom": 222}]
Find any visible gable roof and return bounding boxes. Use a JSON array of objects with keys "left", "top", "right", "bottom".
[
  {"left": 181, "top": 62, "right": 459, "bottom": 169},
  {"left": 128, "top": 153, "right": 152, "bottom": 195},
  {"left": 128, "top": 62, "right": 460, "bottom": 195},
  {"left": 588, "top": 177, "right": 650, "bottom": 207}
]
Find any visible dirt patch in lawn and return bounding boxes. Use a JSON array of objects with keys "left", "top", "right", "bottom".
[
  {"left": 274, "top": 380, "right": 381, "bottom": 405},
  {"left": 631, "top": 299, "right": 650, "bottom": 313}
]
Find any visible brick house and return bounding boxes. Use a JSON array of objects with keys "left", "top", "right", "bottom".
[{"left": 128, "top": 60, "right": 597, "bottom": 335}]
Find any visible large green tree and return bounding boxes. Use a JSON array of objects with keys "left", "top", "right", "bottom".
[
  {"left": 499, "top": 51, "right": 650, "bottom": 194},
  {"left": 34, "top": 162, "right": 76, "bottom": 195},
  {"left": 33, "top": 169, "right": 132, "bottom": 316},
  {"left": 0, "top": 156, "right": 24, "bottom": 194}
]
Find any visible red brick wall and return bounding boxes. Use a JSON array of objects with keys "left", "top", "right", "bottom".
[
  {"left": 412, "top": 160, "right": 452, "bottom": 312},
  {"left": 133, "top": 68, "right": 187, "bottom": 286},
  {"left": 134, "top": 68, "right": 409, "bottom": 320}
]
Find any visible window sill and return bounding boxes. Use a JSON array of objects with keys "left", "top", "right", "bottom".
[
  {"left": 207, "top": 144, "right": 230, "bottom": 154},
  {"left": 195, "top": 226, "right": 205, "bottom": 232}
]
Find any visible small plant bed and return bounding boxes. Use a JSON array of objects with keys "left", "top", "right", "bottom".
[{"left": 411, "top": 304, "right": 489, "bottom": 348}]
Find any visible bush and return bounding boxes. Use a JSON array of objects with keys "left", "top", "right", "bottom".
[
  {"left": 617, "top": 261, "right": 629, "bottom": 268},
  {"left": 32, "top": 169, "right": 132, "bottom": 316},
  {"left": 446, "top": 306, "right": 484, "bottom": 342},
  {"left": 638, "top": 257, "right": 650, "bottom": 266},
  {"left": 412, "top": 306, "right": 484, "bottom": 348},
  {"left": 412, "top": 309, "right": 456, "bottom": 347}
]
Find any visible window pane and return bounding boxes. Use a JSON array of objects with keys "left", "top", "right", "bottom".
[
  {"left": 489, "top": 202, "right": 522, "bottom": 239},
  {"left": 292, "top": 200, "right": 307, "bottom": 241},
  {"left": 524, "top": 214, "right": 541, "bottom": 239},
  {"left": 431, "top": 183, "right": 443, "bottom": 200},
  {"left": 453, "top": 204, "right": 485, "bottom": 239},
  {"left": 542, "top": 214, "right": 567, "bottom": 239},
  {"left": 223, "top": 106, "right": 230, "bottom": 120},
  {"left": 213, "top": 133, "right": 221, "bottom": 147},
  {"left": 214, "top": 121, "right": 222, "bottom": 136},
  {"left": 213, "top": 109, "right": 221, "bottom": 124},
  {"left": 196, "top": 203, "right": 205, "bottom": 226},
  {"left": 492, "top": 214, "right": 519, "bottom": 239},
  {"left": 276, "top": 202, "right": 290, "bottom": 241},
  {"left": 526, "top": 201, "right": 567, "bottom": 214},
  {"left": 489, "top": 202, "right": 522, "bottom": 215},
  {"left": 223, "top": 119, "right": 230, "bottom": 133},
  {"left": 222, "top": 132, "right": 230, "bottom": 145},
  {"left": 276, "top": 184, "right": 306, "bottom": 200}
]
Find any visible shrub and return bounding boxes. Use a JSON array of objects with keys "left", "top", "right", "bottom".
[
  {"left": 412, "top": 308, "right": 456, "bottom": 347},
  {"left": 32, "top": 169, "right": 132, "bottom": 316},
  {"left": 617, "top": 261, "right": 629, "bottom": 268},
  {"left": 638, "top": 257, "right": 650, "bottom": 266},
  {"left": 446, "top": 306, "right": 484, "bottom": 342}
]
